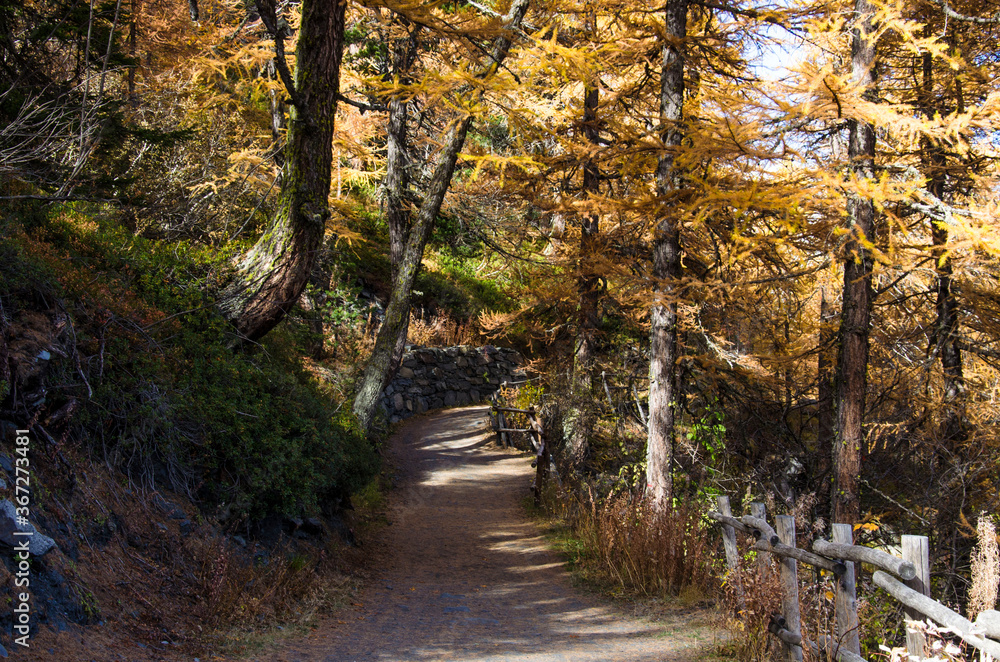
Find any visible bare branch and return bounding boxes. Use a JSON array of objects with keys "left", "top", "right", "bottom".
[
  {"left": 925, "top": 0, "right": 1000, "bottom": 24},
  {"left": 255, "top": 0, "right": 303, "bottom": 111},
  {"left": 337, "top": 93, "right": 387, "bottom": 114}
]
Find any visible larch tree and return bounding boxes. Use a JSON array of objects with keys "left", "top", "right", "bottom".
[
  {"left": 352, "top": 0, "right": 531, "bottom": 433},
  {"left": 832, "top": 0, "right": 878, "bottom": 526},
  {"left": 907, "top": 0, "right": 1000, "bottom": 444},
  {"left": 217, "top": 0, "right": 347, "bottom": 342},
  {"left": 779, "top": 0, "right": 1000, "bottom": 531},
  {"left": 562, "top": 3, "right": 604, "bottom": 471},
  {"left": 646, "top": 0, "right": 688, "bottom": 510}
]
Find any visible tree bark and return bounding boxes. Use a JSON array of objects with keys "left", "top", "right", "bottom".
[
  {"left": 386, "top": 95, "right": 410, "bottom": 273},
  {"left": 385, "top": 23, "right": 421, "bottom": 275},
  {"left": 218, "top": 0, "right": 345, "bottom": 342},
  {"left": 833, "top": 0, "right": 877, "bottom": 526},
  {"left": 564, "top": 74, "right": 601, "bottom": 471},
  {"left": 127, "top": 0, "right": 138, "bottom": 101},
  {"left": 352, "top": 0, "right": 530, "bottom": 433},
  {"left": 919, "top": 50, "right": 965, "bottom": 443},
  {"left": 374, "top": 22, "right": 424, "bottom": 383},
  {"left": 647, "top": 0, "right": 687, "bottom": 511},
  {"left": 817, "top": 286, "right": 835, "bottom": 514},
  {"left": 266, "top": 58, "right": 287, "bottom": 169}
]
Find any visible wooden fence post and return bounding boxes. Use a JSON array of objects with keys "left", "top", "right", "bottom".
[
  {"left": 776, "top": 515, "right": 803, "bottom": 662},
  {"left": 717, "top": 495, "right": 746, "bottom": 608},
  {"left": 902, "top": 534, "right": 931, "bottom": 658},
  {"left": 497, "top": 382, "right": 510, "bottom": 448},
  {"left": 529, "top": 408, "right": 548, "bottom": 506},
  {"left": 832, "top": 523, "right": 862, "bottom": 656},
  {"left": 718, "top": 495, "right": 741, "bottom": 572},
  {"left": 489, "top": 396, "right": 501, "bottom": 446},
  {"left": 751, "top": 502, "right": 771, "bottom": 570}
]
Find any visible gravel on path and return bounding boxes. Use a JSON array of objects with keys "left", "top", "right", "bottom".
[{"left": 267, "top": 406, "right": 719, "bottom": 662}]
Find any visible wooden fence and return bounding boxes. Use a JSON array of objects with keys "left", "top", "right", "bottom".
[
  {"left": 488, "top": 385, "right": 554, "bottom": 505},
  {"left": 709, "top": 495, "right": 1000, "bottom": 662}
]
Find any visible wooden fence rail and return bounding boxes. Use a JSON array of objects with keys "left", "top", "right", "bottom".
[
  {"left": 488, "top": 391, "right": 559, "bottom": 505},
  {"left": 709, "top": 494, "right": 1000, "bottom": 662}
]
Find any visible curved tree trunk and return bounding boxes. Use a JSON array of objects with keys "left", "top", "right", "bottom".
[
  {"left": 833, "top": 0, "right": 877, "bottom": 526},
  {"left": 218, "top": 0, "right": 345, "bottom": 342},
  {"left": 647, "top": 0, "right": 687, "bottom": 512},
  {"left": 352, "top": 0, "right": 530, "bottom": 434},
  {"left": 353, "top": 116, "right": 473, "bottom": 433}
]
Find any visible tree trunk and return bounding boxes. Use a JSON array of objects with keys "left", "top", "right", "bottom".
[
  {"left": 386, "top": 94, "right": 410, "bottom": 273},
  {"left": 817, "top": 286, "right": 835, "bottom": 514},
  {"left": 932, "top": 220, "right": 964, "bottom": 438},
  {"left": 352, "top": 0, "right": 530, "bottom": 433},
  {"left": 376, "top": 23, "right": 423, "bottom": 385},
  {"left": 127, "top": 0, "right": 138, "bottom": 101},
  {"left": 564, "top": 77, "right": 601, "bottom": 471},
  {"left": 218, "top": 0, "right": 345, "bottom": 342},
  {"left": 385, "top": 23, "right": 421, "bottom": 275},
  {"left": 647, "top": 0, "right": 687, "bottom": 512},
  {"left": 266, "top": 58, "right": 286, "bottom": 169},
  {"left": 919, "top": 50, "right": 965, "bottom": 443},
  {"left": 833, "top": 0, "right": 877, "bottom": 526}
]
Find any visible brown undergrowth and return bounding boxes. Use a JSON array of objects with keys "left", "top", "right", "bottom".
[
  {"left": 718, "top": 551, "right": 785, "bottom": 662},
  {"left": 539, "top": 488, "right": 718, "bottom": 603},
  {"left": 192, "top": 538, "right": 356, "bottom": 632},
  {"left": 2, "top": 437, "right": 370, "bottom": 661},
  {"left": 406, "top": 311, "right": 481, "bottom": 347}
]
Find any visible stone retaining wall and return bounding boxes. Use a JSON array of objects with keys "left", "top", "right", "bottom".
[{"left": 381, "top": 345, "right": 526, "bottom": 423}]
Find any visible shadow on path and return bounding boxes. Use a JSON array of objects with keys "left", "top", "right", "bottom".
[{"left": 269, "top": 407, "right": 718, "bottom": 662}]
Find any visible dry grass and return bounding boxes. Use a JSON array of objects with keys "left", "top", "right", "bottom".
[
  {"left": 188, "top": 537, "right": 354, "bottom": 633},
  {"left": 407, "top": 311, "right": 480, "bottom": 347},
  {"left": 554, "top": 490, "right": 717, "bottom": 599},
  {"left": 968, "top": 513, "right": 999, "bottom": 619},
  {"left": 719, "top": 558, "right": 784, "bottom": 662}
]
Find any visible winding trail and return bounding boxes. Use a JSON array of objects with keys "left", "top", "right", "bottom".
[{"left": 271, "top": 406, "right": 718, "bottom": 662}]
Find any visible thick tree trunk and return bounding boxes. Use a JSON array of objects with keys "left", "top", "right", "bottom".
[
  {"left": 218, "top": 0, "right": 345, "bottom": 342},
  {"left": 833, "top": 0, "right": 876, "bottom": 526},
  {"left": 647, "top": 0, "right": 687, "bottom": 511},
  {"left": 352, "top": 0, "right": 530, "bottom": 433},
  {"left": 385, "top": 24, "right": 421, "bottom": 275},
  {"left": 386, "top": 94, "right": 410, "bottom": 273},
  {"left": 564, "top": 80, "right": 601, "bottom": 470}
]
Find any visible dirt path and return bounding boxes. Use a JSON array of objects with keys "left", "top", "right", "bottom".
[{"left": 269, "top": 406, "right": 719, "bottom": 662}]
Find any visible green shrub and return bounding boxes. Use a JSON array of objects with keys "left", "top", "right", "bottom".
[{"left": 4, "top": 204, "right": 379, "bottom": 521}]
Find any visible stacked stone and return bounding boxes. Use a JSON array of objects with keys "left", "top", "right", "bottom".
[{"left": 381, "top": 345, "right": 526, "bottom": 423}]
